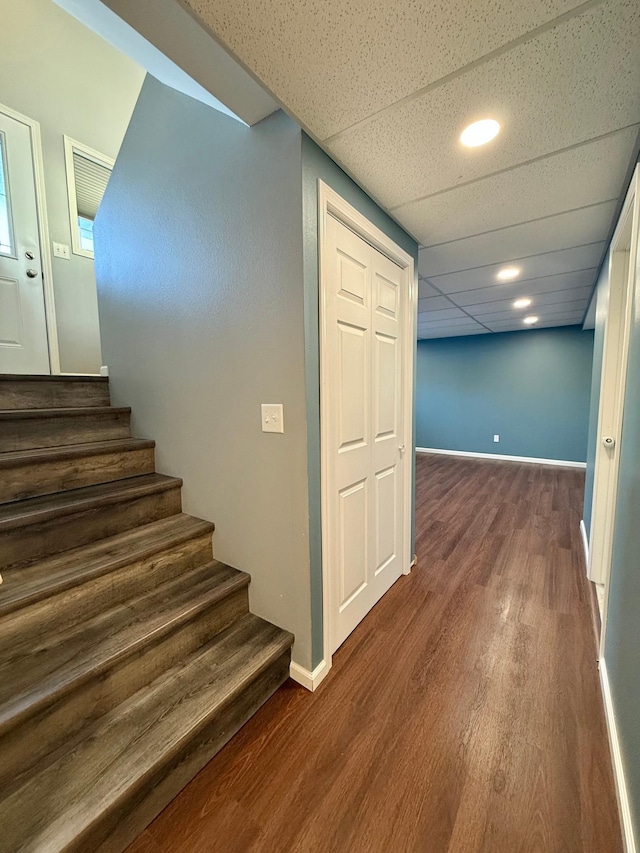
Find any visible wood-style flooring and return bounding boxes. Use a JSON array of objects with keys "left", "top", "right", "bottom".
[{"left": 127, "top": 453, "right": 622, "bottom": 853}]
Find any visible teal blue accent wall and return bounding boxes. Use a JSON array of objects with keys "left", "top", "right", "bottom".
[
  {"left": 416, "top": 327, "right": 594, "bottom": 462},
  {"left": 583, "top": 260, "right": 610, "bottom": 536},
  {"left": 301, "top": 133, "right": 419, "bottom": 668},
  {"left": 606, "top": 241, "right": 640, "bottom": 848}
]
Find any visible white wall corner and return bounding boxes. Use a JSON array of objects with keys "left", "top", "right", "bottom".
[
  {"left": 599, "top": 659, "right": 638, "bottom": 853},
  {"left": 290, "top": 659, "right": 331, "bottom": 692},
  {"left": 580, "top": 519, "right": 590, "bottom": 574}
]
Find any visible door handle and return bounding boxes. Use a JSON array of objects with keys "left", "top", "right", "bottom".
[
  {"left": 26, "top": 268, "right": 39, "bottom": 278},
  {"left": 602, "top": 436, "right": 615, "bottom": 448},
  {"left": 399, "top": 445, "right": 405, "bottom": 455}
]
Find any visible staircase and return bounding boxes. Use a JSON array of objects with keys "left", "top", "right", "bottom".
[{"left": 0, "top": 374, "right": 293, "bottom": 853}]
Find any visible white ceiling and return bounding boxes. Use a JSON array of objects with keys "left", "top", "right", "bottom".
[{"left": 178, "top": 0, "right": 639, "bottom": 338}]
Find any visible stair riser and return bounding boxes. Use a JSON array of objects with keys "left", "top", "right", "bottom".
[
  {"left": 0, "top": 486, "right": 183, "bottom": 570},
  {"left": 0, "top": 587, "right": 250, "bottom": 793},
  {"left": 0, "top": 446, "right": 156, "bottom": 504},
  {"left": 0, "top": 380, "right": 110, "bottom": 410},
  {"left": 91, "top": 652, "right": 291, "bottom": 853},
  {"left": 0, "top": 533, "right": 214, "bottom": 646},
  {"left": 0, "top": 411, "right": 131, "bottom": 451}
]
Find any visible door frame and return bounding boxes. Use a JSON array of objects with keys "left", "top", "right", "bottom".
[
  {"left": 318, "top": 179, "right": 417, "bottom": 676},
  {"left": 588, "top": 165, "right": 638, "bottom": 653},
  {"left": 0, "top": 102, "right": 60, "bottom": 374}
]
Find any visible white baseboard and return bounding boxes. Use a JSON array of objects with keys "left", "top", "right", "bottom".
[
  {"left": 290, "top": 658, "right": 331, "bottom": 692},
  {"left": 580, "top": 519, "right": 590, "bottom": 573},
  {"left": 416, "top": 447, "right": 586, "bottom": 469},
  {"left": 600, "top": 659, "right": 637, "bottom": 853}
]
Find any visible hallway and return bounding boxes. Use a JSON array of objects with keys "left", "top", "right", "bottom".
[{"left": 128, "top": 453, "right": 622, "bottom": 852}]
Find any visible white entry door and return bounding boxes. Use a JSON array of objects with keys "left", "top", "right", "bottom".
[
  {"left": 0, "top": 110, "right": 49, "bottom": 374},
  {"left": 324, "top": 213, "right": 406, "bottom": 653}
]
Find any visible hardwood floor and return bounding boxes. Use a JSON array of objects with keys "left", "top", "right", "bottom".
[{"left": 127, "top": 453, "right": 622, "bottom": 853}]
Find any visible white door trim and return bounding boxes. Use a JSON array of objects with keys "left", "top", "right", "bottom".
[
  {"left": 588, "top": 166, "right": 638, "bottom": 656},
  {"left": 0, "top": 103, "right": 60, "bottom": 375},
  {"left": 318, "top": 179, "right": 417, "bottom": 677}
]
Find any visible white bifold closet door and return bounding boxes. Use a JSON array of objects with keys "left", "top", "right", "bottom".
[{"left": 324, "top": 213, "right": 405, "bottom": 653}]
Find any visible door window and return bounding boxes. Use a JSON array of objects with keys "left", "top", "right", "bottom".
[
  {"left": 64, "top": 136, "right": 114, "bottom": 258},
  {"left": 0, "top": 134, "right": 15, "bottom": 257}
]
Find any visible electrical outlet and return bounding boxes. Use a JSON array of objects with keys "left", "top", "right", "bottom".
[
  {"left": 261, "top": 403, "right": 284, "bottom": 434},
  {"left": 493, "top": 434, "right": 500, "bottom": 443},
  {"left": 52, "top": 242, "right": 70, "bottom": 260}
]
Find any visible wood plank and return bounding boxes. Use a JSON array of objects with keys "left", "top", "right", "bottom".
[
  {"left": 0, "top": 375, "right": 110, "bottom": 409},
  {"left": 0, "top": 407, "right": 132, "bottom": 450},
  {"left": 131, "top": 454, "right": 622, "bottom": 853}
]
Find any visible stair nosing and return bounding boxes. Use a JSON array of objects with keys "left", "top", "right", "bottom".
[
  {"left": 0, "top": 407, "right": 131, "bottom": 420},
  {"left": 0, "top": 438, "right": 155, "bottom": 466},
  {"left": 0, "top": 374, "right": 108, "bottom": 383},
  {"left": 0, "top": 564, "right": 251, "bottom": 736},
  {"left": 0, "top": 474, "right": 183, "bottom": 532},
  {"left": 2, "top": 615, "right": 293, "bottom": 853},
  {"left": 0, "top": 514, "right": 215, "bottom": 617}
]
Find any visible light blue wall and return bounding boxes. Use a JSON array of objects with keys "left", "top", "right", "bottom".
[
  {"left": 301, "top": 134, "right": 419, "bottom": 668},
  {"left": 95, "top": 77, "right": 314, "bottom": 668},
  {"left": 416, "top": 326, "right": 594, "bottom": 462},
  {"left": 605, "top": 241, "right": 640, "bottom": 849},
  {"left": 583, "top": 259, "right": 611, "bottom": 535}
]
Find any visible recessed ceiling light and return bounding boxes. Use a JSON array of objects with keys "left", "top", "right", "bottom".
[
  {"left": 523, "top": 315, "right": 539, "bottom": 325},
  {"left": 513, "top": 297, "right": 532, "bottom": 309},
  {"left": 460, "top": 119, "right": 501, "bottom": 148},
  {"left": 496, "top": 267, "right": 521, "bottom": 281}
]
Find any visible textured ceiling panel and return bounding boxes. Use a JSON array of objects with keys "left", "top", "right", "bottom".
[
  {"left": 330, "top": 0, "right": 640, "bottom": 207},
  {"left": 418, "top": 280, "right": 441, "bottom": 299},
  {"left": 396, "top": 126, "right": 637, "bottom": 245},
  {"left": 418, "top": 327, "right": 490, "bottom": 340},
  {"left": 486, "top": 312, "right": 584, "bottom": 330},
  {"left": 417, "top": 295, "right": 455, "bottom": 312},
  {"left": 460, "top": 285, "right": 593, "bottom": 315},
  {"left": 444, "top": 270, "right": 598, "bottom": 304},
  {"left": 471, "top": 299, "right": 589, "bottom": 323},
  {"left": 426, "top": 246, "right": 603, "bottom": 292},
  {"left": 182, "top": 0, "right": 587, "bottom": 139},
  {"left": 417, "top": 307, "right": 469, "bottom": 323},
  {"left": 418, "top": 207, "right": 613, "bottom": 276}
]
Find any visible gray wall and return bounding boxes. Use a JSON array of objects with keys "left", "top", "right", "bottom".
[
  {"left": 583, "top": 260, "right": 611, "bottom": 534},
  {"left": 301, "top": 134, "right": 419, "bottom": 668},
  {"left": 605, "top": 236, "right": 640, "bottom": 848},
  {"left": 96, "top": 78, "right": 313, "bottom": 667},
  {"left": 416, "top": 327, "right": 594, "bottom": 462},
  {"left": 1, "top": 0, "right": 144, "bottom": 373}
]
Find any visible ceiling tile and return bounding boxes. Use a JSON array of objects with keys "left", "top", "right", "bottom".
[
  {"left": 418, "top": 280, "right": 441, "bottom": 298},
  {"left": 418, "top": 307, "right": 469, "bottom": 323},
  {"left": 395, "top": 126, "right": 637, "bottom": 245},
  {"left": 417, "top": 295, "right": 456, "bottom": 311},
  {"left": 460, "top": 285, "right": 593, "bottom": 315},
  {"left": 419, "top": 205, "right": 613, "bottom": 275},
  {"left": 446, "top": 270, "right": 597, "bottom": 304},
  {"left": 183, "top": 0, "right": 590, "bottom": 140},
  {"left": 470, "top": 299, "right": 588, "bottom": 322},
  {"left": 329, "top": 0, "right": 640, "bottom": 206},
  {"left": 486, "top": 312, "right": 584, "bottom": 331},
  {"left": 419, "top": 327, "right": 490, "bottom": 339},
  {"left": 426, "top": 246, "right": 601, "bottom": 292},
  {"left": 418, "top": 316, "right": 484, "bottom": 330}
]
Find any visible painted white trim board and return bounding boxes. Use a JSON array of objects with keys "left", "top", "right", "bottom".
[
  {"left": 580, "top": 519, "right": 590, "bottom": 573},
  {"left": 290, "top": 659, "right": 330, "bottom": 692},
  {"left": 416, "top": 447, "right": 586, "bottom": 468},
  {"left": 600, "top": 659, "right": 637, "bottom": 853}
]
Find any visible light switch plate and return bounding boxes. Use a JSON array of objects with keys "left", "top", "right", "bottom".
[
  {"left": 493, "top": 434, "right": 500, "bottom": 443},
  {"left": 262, "top": 403, "right": 284, "bottom": 433},
  {"left": 52, "top": 242, "right": 70, "bottom": 259}
]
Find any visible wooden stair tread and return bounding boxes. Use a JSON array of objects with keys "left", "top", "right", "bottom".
[
  {"left": 0, "top": 513, "right": 214, "bottom": 617},
  {"left": 1, "top": 614, "right": 292, "bottom": 853},
  {"left": 0, "top": 561, "right": 250, "bottom": 731},
  {"left": 0, "top": 473, "right": 181, "bottom": 531},
  {"left": 0, "top": 406, "right": 131, "bottom": 420},
  {"left": 0, "top": 437, "right": 154, "bottom": 466},
  {"left": 0, "top": 374, "right": 109, "bottom": 382}
]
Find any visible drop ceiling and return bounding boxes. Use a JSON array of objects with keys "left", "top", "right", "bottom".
[{"left": 181, "top": 0, "right": 639, "bottom": 338}]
